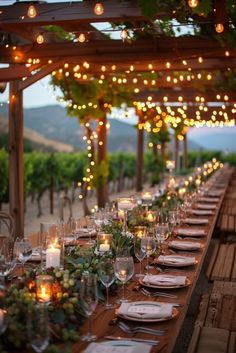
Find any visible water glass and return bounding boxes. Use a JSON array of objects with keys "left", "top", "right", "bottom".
[
  {"left": 134, "top": 237, "right": 147, "bottom": 277},
  {"left": 114, "top": 252, "right": 134, "bottom": 302},
  {"left": 0, "top": 239, "right": 16, "bottom": 282},
  {"left": 98, "top": 258, "right": 115, "bottom": 309},
  {"left": 141, "top": 236, "right": 156, "bottom": 274},
  {"left": 27, "top": 303, "right": 50, "bottom": 353},
  {"left": 80, "top": 272, "right": 98, "bottom": 341},
  {"left": 14, "top": 238, "right": 32, "bottom": 271}
]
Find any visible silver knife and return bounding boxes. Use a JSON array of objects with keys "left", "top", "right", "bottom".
[{"left": 104, "top": 335, "right": 159, "bottom": 346}]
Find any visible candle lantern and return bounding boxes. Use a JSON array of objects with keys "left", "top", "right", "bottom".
[
  {"left": 133, "top": 226, "right": 147, "bottom": 238},
  {"left": 40, "top": 222, "right": 64, "bottom": 269},
  {"left": 97, "top": 233, "right": 113, "bottom": 254},
  {"left": 117, "top": 197, "right": 135, "bottom": 234},
  {"left": 36, "top": 275, "right": 53, "bottom": 303},
  {"left": 146, "top": 210, "right": 156, "bottom": 223},
  {"left": 141, "top": 191, "right": 153, "bottom": 209},
  {"left": 166, "top": 160, "right": 175, "bottom": 173}
]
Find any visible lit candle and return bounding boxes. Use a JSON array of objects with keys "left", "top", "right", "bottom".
[
  {"left": 146, "top": 211, "right": 155, "bottom": 222},
  {"left": 118, "top": 210, "right": 125, "bottom": 219},
  {"left": 120, "top": 269, "right": 127, "bottom": 281},
  {"left": 195, "top": 179, "right": 201, "bottom": 187},
  {"left": 142, "top": 192, "right": 152, "bottom": 200},
  {"left": 99, "top": 240, "right": 110, "bottom": 252},
  {"left": 179, "top": 187, "right": 186, "bottom": 197},
  {"left": 46, "top": 244, "right": 60, "bottom": 268},
  {"left": 118, "top": 199, "right": 134, "bottom": 210},
  {"left": 168, "top": 177, "right": 176, "bottom": 189},
  {"left": 37, "top": 285, "right": 51, "bottom": 302}
]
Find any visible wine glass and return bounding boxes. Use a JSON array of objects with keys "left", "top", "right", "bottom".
[
  {"left": 27, "top": 303, "right": 50, "bottom": 353},
  {"left": 98, "top": 258, "right": 115, "bottom": 309},
  {"left": 134, "top": 237, "right": 147, "bottom": 277},
  {"left": 14, "top": 237, "right": 32, "bottom": 273},
  {"left": 0, "top": 239, "right": 16, "bottom": 283},
  {"left": 114, "top": 251, "right": 134, "bottom": 302},
  {"left": 168, "top": 210, "right": 177, "bottom": 238},
  {"left": 80, "top": 272, "right": 98, "bottom": 341},
  {"left": 85, "top": 215, "right": 97, "bottom": 245},
  {"left": 141, "top": 235, "right": 156, "bottom": 274}
]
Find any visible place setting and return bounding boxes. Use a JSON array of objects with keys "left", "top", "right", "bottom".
[
  {"left": 155, "top": 254, "right": 197, "bottom": 267},
  {"left": 168, "top": 240, "right": 203, "bottom": 251},
  {"left": 175, "top": 227, "right": 206, "bottom": 237},
  {"left": 139, "top": 274, "right": 191, "bottom": 289}
]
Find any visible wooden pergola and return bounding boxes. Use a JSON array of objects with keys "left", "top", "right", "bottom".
[{"left": 0, "top": 0, "right": 236, "bottom": 237}]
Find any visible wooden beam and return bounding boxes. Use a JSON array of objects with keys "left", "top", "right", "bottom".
[
  {"left": 19, "top": 60, "right": 65, "bottom": 91},
  {"left": 0, "top": 65, "right": 31, "bottom": 81},
  {"left": 9, "top": 78, "right": 24, "bottom": 239},
  {"left": 0, "top": 0, "right": 158, "bottom": 28}
]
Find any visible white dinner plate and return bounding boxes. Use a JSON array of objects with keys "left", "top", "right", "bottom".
[
  {"left": 117, "top": 301, "right": 178, "bottom": 322},
  {"left": 184, "top": 218, "right": 208, "bottom": 225},
  {"left": 156, "top": 256, "right": 197, "bottom": 267},
  {"left": 84, "top": 340, "right": 151, "bottom": 353},
  {"left": 169, "top": 241, "right": 203, "bottom": 251}
]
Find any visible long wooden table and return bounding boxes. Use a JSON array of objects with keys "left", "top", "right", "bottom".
[{"left": 68, "top": 166, "right": 234, "bottom": 353}]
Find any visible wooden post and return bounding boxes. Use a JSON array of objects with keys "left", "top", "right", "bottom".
[
  {"left": 97, "top": 113, "right": 108, "bottom": 208},
  {"left": 9, "top": 80, "right": 24, "bottom": 238},
  {"left": 136, "top": 112, "right": 144, "bottom": 191},
  {"left": 183, "top": 134, "right": 188, "bottom": 169}
]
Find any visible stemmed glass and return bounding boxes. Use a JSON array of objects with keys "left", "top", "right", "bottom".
[
  {"left": 27, "top": 303, "right": 50, "bottom": 353},
  {"left": 141, "top": 235, "right": 156, "bottom": 274},
  {"left": 169, "top": 210, "right": 177, "bottom": 237},
  {"left": 14, "top": 237, "right": 32, "bottom": 273},
  {"left": 155, "top": 223, "right": 170, "bottom": 254},
  {"left": 80, "top": 272, "right": 98, "bottom": 342},
  {"left": 117, "top": 198, "right": 135, "bottom": 235},
  {"left": 114, "top": 250, "right": 134, "bottom": 302},
  {"left": 134, "top": 237, "right": 147, "bottom": 277},
  {"left": 98, "top": 258, "right": 115, "bottom": 309},
  {"left": 0, "top": 239, "right": 16, "bottom": 283}
]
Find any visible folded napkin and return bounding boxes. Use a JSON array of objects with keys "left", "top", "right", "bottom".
[
  {"left": 142, "top": 274, "right": 186, "bottom": 286},
  {"left": 192, "top": 209, "right": 213, "bottom": 216},
  {"left": 84, "top": 342, "right": 151, "bottom": 353},
  {"left": 76, "top": 228, "right": 96, "bottom": 237},
  {"left": 184, "top": 218, "right": 208, "bottom": 225},
  {"left": 118, "top": 301, "right": 173, "bottom": 319},
  {"left": 158, "top": 255, "right": 196, "bottom": 266},
  {"left": 207, "top": 190, "right": 223, "bottom": 197},
  {"left": 176, "top": 228, "right": 206, "bottom": 236},
  {"left": 198, "top": 197, "right": 219, "bottom": 203},
  {"left": 169, "top": 240, "right": 201, "bottom": 250},
  {"left": 196, "top": 204, "right": 216, "bottom": 210}
]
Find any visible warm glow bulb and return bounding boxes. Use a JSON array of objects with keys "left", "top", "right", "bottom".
[
  {"left": 27, "top": 5, "right": 37, "bottom": 18},
  {"left": 36, "top": 34, "right": 44, "bottom": 44},
  {"left": 78, "top": 33, "right": 86, "bottom": 43},
  {"left": 215, "top": 23, "right": 224, "bottom": 33},
  {"left": 94, "top": 2, "right": 104, "bottom": 15},
  {"left": 188, "top": 0, "right": 198, "bottom": 8}
]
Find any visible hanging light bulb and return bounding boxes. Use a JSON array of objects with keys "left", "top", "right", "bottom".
[
  {"left": 215, "top": 23, "right": 224, "bottom": 33},
  {"left": 94, "top": 2, "right": 104, "bottom": 15},
  {"left": 78, "top": 33, "right": 86, "bottom": 43},
  {"left": 188, "top": 0, "right": 198, "bottom": 8},
  {"left": 36, "top": 34, "right": 44, "bottom": 44},
  {"left": 27, "top": 4, "right": 37, "bottom": 18},
  {"left": 120, "top": 29, "right": 128, "bottom": 42}
]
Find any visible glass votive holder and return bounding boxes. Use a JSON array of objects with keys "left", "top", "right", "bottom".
[
  {"left": 133, "top": 226, "right": 147, "bottom": 239},
  {"left": 36, "top": 275, "right": 53, "bottom": 303},
  {"left": 97, "top": 233, "right": 113, "bottom": 254},
  {"left": 146, "top": 210, "right": 156, "bottom": 223}
]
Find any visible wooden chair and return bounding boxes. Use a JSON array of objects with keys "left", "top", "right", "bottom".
[{"left": 0, "top": 211, "right": 14, "bottom": 247}]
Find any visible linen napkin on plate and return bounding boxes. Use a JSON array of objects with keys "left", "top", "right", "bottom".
[
  {"left": 198, "top": 197, "right": 219, "bottom": 203},
  {"left": 117, "top": 302, "right": 173, "bottom": 319},
  {"left": 84, "top": 341, "right": 151, "bottom": 353},
  {"left": 196, "top": 204, "right": 216, "bottom": 210},
  {"left": 176, "top": 228, "right": 206, "bottom": 236},
  {"left": 158, "top": 255, "right": 196, "bottom": 266},
  {"left": 142, "top": 274, "right": 186, "bottom": 286},
  {"left": 184, "top": 218, "right": 208, "bottom": 225},
  {"left": 169, "top": 240, "right": 201, "bottom": 250},
  {"left": 192, "top": 209, "right": 213, "bottom": 216}
]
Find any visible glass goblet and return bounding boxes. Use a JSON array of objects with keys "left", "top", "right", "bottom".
[
  {"left": 98, "top": 258, "right": 115, "bottom": 309},
  {"left": 134, "top": 237, "right": 147, "bottom": 277},
  {"left": 14, "top": 237, "right": 32, "bottom": 272},
  {"left": 27, "top": 303, "right": 50, "bottom": 353},
  {"left": 114, "top": 253, "right": 134, "bottom": 302},
  {"left": 141, "top": 236, "right": 156, "bottom": 274},
  {"left": 80, "top": 272, "right": 98, "bottom": 342}
]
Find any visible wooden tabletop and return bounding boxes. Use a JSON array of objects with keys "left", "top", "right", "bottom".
[{"left": 68, "top": 168, "right": 233, "bottom": 353}]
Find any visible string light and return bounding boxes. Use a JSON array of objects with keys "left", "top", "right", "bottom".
[
  {"left": 94, "top": 2, "right": 104, "bottom": 16},
  {"left": 36, "top": 34, "right": 44, "bottom": 44},
  {"left": 215, "top": 23, "right": 224, "bottom": 33},
  {"left": 27, "top": 5, "right": 37, "bottom": 18},
  {"left": 188, "top": 0, "right": 199, "bottom": 8}
]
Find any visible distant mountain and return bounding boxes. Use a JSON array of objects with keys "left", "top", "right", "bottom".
[
  {"left": 189, "top": 127, "right": 236, "bottom": 152},
  {"left": 0, "top": 103, "right": 202, "bottom": 152}
]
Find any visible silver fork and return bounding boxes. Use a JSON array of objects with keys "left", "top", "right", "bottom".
[
  {"left": 118, "top": 321, "right": 165, "bottom": 336},
  {"left": 140, "top": 287, "right": 178, "bottom": 299}
]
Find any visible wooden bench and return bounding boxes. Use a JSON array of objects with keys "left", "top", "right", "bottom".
[
  {"left": 187, "top": 281, "right": 236, "bottom": 353},
  {"left": 206, "top": 243, "right": 236, "bottom": 281}
]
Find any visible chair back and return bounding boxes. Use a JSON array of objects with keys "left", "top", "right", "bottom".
[{"left": 0, "top": 211, "right": 15, "bottom": 247}]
